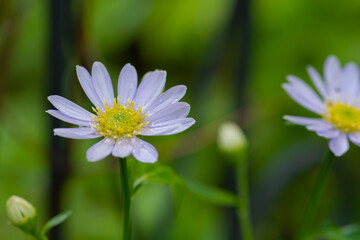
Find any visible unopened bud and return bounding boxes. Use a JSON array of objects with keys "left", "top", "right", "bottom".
[
  {"left": 217, "top": 121, "right": 248, "bottom": 154},
  {"left": 6, "top": 196, "right": 37, "bottom": 233}
]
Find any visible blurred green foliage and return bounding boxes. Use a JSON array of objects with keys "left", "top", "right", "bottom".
[{"left": 2, "top": 0, "right": 360, "bottom": 239}]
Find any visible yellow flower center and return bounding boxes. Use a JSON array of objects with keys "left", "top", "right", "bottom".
[
  {"left": 92, "top": 99, "right": 148, "bottom": 139},
  {"left": 324, "top": 102, "right": 360, "bottom": 133}
]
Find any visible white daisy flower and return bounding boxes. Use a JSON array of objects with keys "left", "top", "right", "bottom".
[
  {"left": 283, "top": 55, "right": 360, "bottom": 156},
  {"left": 47, "top": 62, "right": 195, "bottom": 163}
]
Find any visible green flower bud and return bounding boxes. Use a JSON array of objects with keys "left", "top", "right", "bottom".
[
  {"left": 217, "top": 121, "right": 248, "bottom": 155},
  {"left": 6, "top": 196, "right": 37, "bottom": 234}
]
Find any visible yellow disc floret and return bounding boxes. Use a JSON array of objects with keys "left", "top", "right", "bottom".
[
  {"left": 93, "top": 98, "right": 148, "bottom": 139},
  {"left": 324, "top": 102, "right": 360, "bottom": 133}
]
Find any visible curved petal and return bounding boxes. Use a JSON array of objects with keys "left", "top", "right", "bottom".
[
  {"left": 329, "top": 134, "right": 349, "bottom": 156},
  {"left": 284, "top": 115, "right": 325, "bottom": 126},
  {"left": 134, "top": 70, "right": 166, "bottom": 109},
  {"left": 112, "top": 138, "right": 133, "bottom": 158},
  {"left": 46, "top": 110, "right": 92, "bottom": 126},
  {"left": 117, "top": 63, "right": 138, "bottom": 105},
  {"left": 141, "top": 118, "right": 195, "bottom": 136},
  {"left": 146, "top": 102, "right": 190, "bottom": 124},
  {"left": 130, "top": 137, "right": 158, "bottom": 163},
  {"left": 324, "top": 55, "right": 342, "bottom": 98},
  {"left": 48, "top": 95, "right": 94, "bottom": 121},
  {"left": 348, "top": 132, "right": 360, "bottom": 146},
  {"left": 306, "top": 65, "right": 328, "bottom": 99},
  {"left": 143, "top": 85, "right": 187, "bottom": 115},
  {"left": 316, "top": 129, "right": 341, "bottom": 139},
  {"left": 86, "top": 138, "right": 115, "bottom": 162},
  {"left": 91, "top": 62, "right": 115, "bottom": 107},
  {"left": 54, "top": 127, "right": 100, "bottom": 139},
  {"left": 76, "top": 65, "right": 103, "bottom": 108},
  {"left": 286, "top": 75, "right": 325, "bottom": 110},
  {"left": 282, "top": 84, "right": 326, "bottom": 114},
  {"left": 306, "top": 123, "right": 334, "bottom": 132},
  {"left": 342, "top": 62, "right": 359, "bottom": 103}
]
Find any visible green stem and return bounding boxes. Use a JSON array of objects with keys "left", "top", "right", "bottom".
[
  {"left": 236, "top": 152, "right": 254, "bottom": 240},
  {"left": 119, "top": 158, "right": 131, "bottom": 240},
  {"left": 31, "top": 230, "right": 47, "bottom": 240},
  {"left": 296, "top": 151, "right": 335, "bottom": 240}
]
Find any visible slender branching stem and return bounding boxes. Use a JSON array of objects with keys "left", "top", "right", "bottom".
[{"left": 236, "top": 151, "right": 254, "bottom": 240}]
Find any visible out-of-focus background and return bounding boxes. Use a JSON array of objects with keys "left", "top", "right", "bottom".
[{"left": 2, "top": 0, "right": 360, "bottom": 239}]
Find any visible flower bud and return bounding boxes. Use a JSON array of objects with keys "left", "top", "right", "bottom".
[
  {"left": 217, "top": 121, "right": 248, "bottom": 154},
  {"left": 6, "top": 196, "right": 37, "bottom": 233}
]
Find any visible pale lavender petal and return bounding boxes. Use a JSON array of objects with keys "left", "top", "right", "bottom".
[
  {"left": 134, "top": 70, "right": 166, "bottom": 109},
  {"left": 54, "top": 127, "right": 100, "bottom": 139},
  {"left": 143, "top": 85, "right": 187, "bottom": 115},
  {"left": 141, "top": 118, "right": 195, "bottom": 136},
  {"left": 117, "top": 63, "right": 138, "bottom": 105},
  {"left": 46, "top": 110, "right": 91, "bottom": 126},
  {"left": 306, "top": 65, "right": 328, "bottom": 99},
  {"left": 342, "top": 62, "right": 359, "bottom": 102},
  {"left": 286, "top": 75, "right": 325, "bottom": 112},
  {"left": 130, "top": 137, "right": 158, "bottom": 163},
  {"left": 316, "top": 129, "right": 341, "bottom": 139},
  {"left": 86, "top": 138, "right": 115, "bottom": 162},
  {"left": 146, "top": 102, "right": 190, "bottom": 124},
  {"left": 348, "top": 133, "right": 360, "bottom": 146},
  {"left": 329, "top": 134, "right": 349, "bottom": 156},
  {"left": 76, "top": 65, "right": 104, "bottom": 108},
  {"left": 282, "top": 84, "right": 326, "bottom": 114},
  {"left": 48, "top": 95, "right": 94, "bottom": 121},
  {"left": 306, "top": 122, "right": 334, "bottom": 131},
  {"left": 112, "top": 138, "right": 133, "bottom": 158},
  {"left": 284, "top": 116, "right": 325, "bottom": 126},
  {"left": 324, "top": 55, "right": 342, "bottom": 98},
  {"left": 91, "top": 62, "right": 115, "bottom": 107}
]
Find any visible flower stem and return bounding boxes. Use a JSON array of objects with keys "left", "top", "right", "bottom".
[
  {"left": 31, "top": 230, "right": 47, "bottom": 240},
  {"left": 236, "top": 152, "right": 254, "bottom": 240},
  {"left": 296, "top": 151, "right": 335, "bottom": 240},
  {"left": 119, "top": 158, "right": 131, "bottom": 240}
]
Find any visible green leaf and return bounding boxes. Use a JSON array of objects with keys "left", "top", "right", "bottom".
[
  {"left": 133, "top": 165, "right": 239, "bottom": 210},
  {"left": 133, "top": 165, "right": 186, "bottom": 214},
  {"left": 306, "top": 223, "right": 360, "bottom": 240},
  {"left": 40, "top": 211, "right": 72, "bottom": 236},
  {"left": 185, "top": 179, "right": 238, "bottom": 207}
]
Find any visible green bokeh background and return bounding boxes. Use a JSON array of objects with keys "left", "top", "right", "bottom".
[{"left": 1, "top": 0, "right": 360, "bottom": 239}]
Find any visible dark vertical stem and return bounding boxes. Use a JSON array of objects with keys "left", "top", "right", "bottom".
[
  {"left": 234, "top": 0, "right": 252, "bottom": 110},
  {"left": 119, "top": 158, "right": 131, "bottom": 240},
  {"left": 48, "top": 0, "right": 74, "bottom": 239}
]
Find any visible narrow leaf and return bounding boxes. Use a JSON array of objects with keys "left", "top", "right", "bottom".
[
  {"left": 133, "top": 165, "right": 186, "bottom": 214},
  {"left": 41, "top": 211, "right": 72, "bottom": 236},
  {"left": 185, "top": 179, "right": 238, "bottom": 207}
]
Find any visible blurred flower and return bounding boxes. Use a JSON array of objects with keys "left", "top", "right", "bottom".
[
  {"left": 283, "top": 55, "right": 360, "bottom": 156},
  {"left": 217, "top": 121, "right": 248, "bottom": 154},
  {"left": 47, "top": 62, "right": 195, "bottom": 163},
  {"left": 7, "top": 196, "right": 37, "bottom": 233}
]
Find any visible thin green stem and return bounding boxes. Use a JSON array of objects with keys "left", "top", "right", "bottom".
[
  {"left": 296, "top": 151, "right": 335, "bottom": 240},
  {"left": 236, "top": 151, "right": 254, "bottom": 240},
  {"left": 119, "top": 158, "right": 131, "bottom": 240},
  {"left": 31, "top": 230, "right": 47, "bottom": 240}
]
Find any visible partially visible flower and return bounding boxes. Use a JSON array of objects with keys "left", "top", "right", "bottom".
[
  {"left": 47, "top": 62, "right": 195, "bottom": 163},
  {"left": 283, "top": 55, "right": 360, "bottom": 156},
  {"left": 7, "top": 196, "right": 37, "bottom": 233},
  {"left": 217, "top": 121, "right": 248, "bottom": 154}
]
